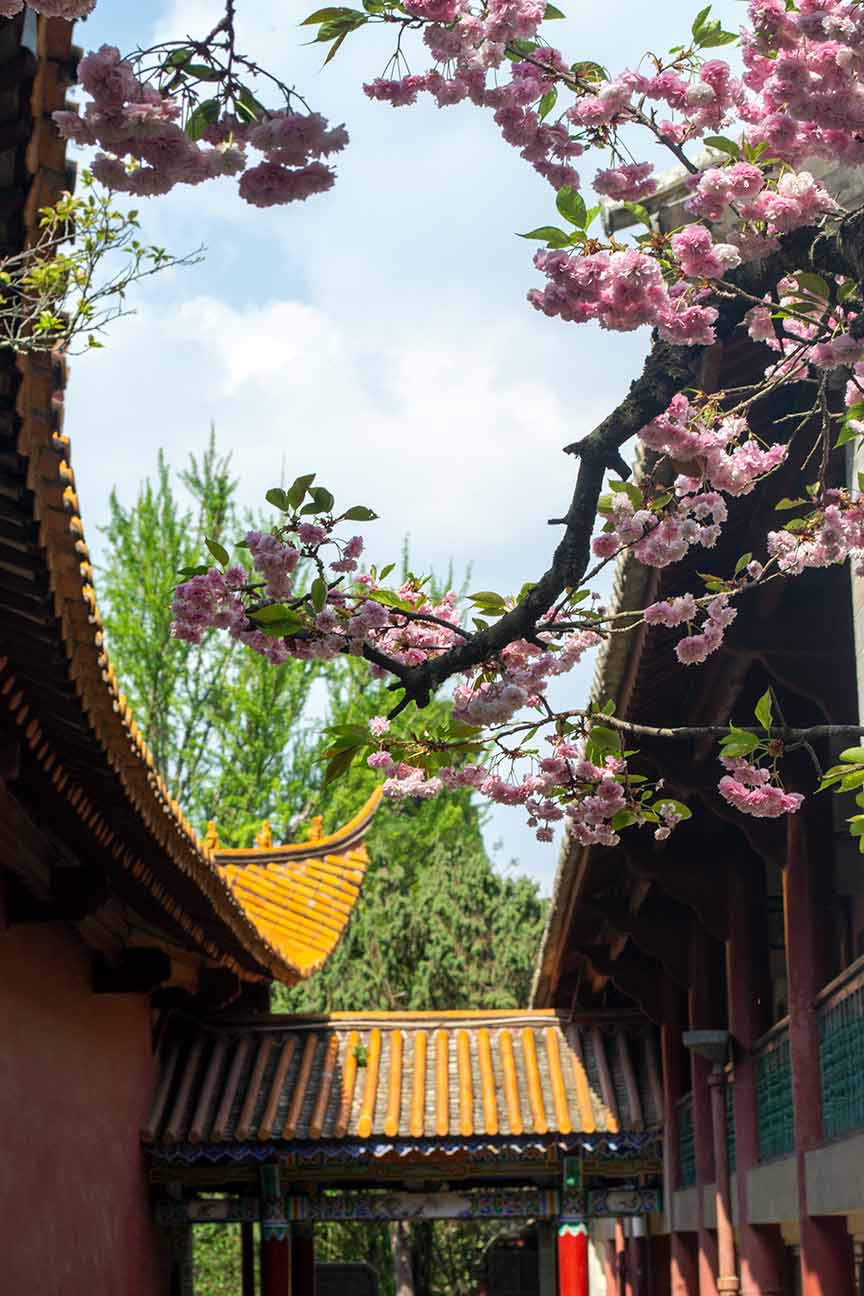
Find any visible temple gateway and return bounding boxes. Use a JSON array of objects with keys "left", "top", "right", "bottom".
[{"left": 4, "top": 11, "right": 864, "bottom": 1296}]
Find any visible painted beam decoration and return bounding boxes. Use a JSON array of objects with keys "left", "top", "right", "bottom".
[{"left": 154, "top": 1186, "right": 662, "bottom": 1227}]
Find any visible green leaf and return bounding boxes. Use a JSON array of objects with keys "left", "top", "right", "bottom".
[
  {"left": 185, "top": 98, "right": 220, "bottom": 141},
  {"left": 719, "top": 726, "right": 760, "bottom": 757},
  {"left": 556, "top": 185, "right": 587, "bottom": 228},
  {"left": 266, "top": 487, "right": 291, "bottom": 512},
  {"left": 754, "top": 689, "right": 773, "bottom": 731},
  {"left": 184, "top": 63, "right": 222, "bottom": 80},
  {"left": 309, "top": 485, "right": 335, "bottom": 513},
  {"left": 366, "top": 588, "right": 411, "bottom": 610},
  {"left": 774, "top": 497, "right": 808, "bottom": 511},
  {"left": 324, "top": 745, "right": 360, "bottom": 784},
  {"left": 543, "top": 2, "right": 565, "bottom": 15},
  {"left": 692, "top": 3, "right": 712, "bottom": 37},
  {"left": 250, "top": 604, "right": 306, "bottom": 635},
  {"left": 611, "top": 810, "right": 637, "bottom": 831},
  {"left": 518, "top": 226, "right": 573, "bottom": 247},
  {"left": 622, "top": 201, "right": 652, "bottom": 228},
  {"left": 205, "top": 536, "right": 229, "bottom": 566},
  {"left": 703, "top": 135, "right": 740, "bottom": 160},
  {"left": 235, "top": 87, "right": 264, "bottom": 124},
  {"left": 177, "top": 564, "right": 209, "bottom": 578},
  {"left": 287, "top": 472, "right": 316, "bottom": 509},
  {"left": 538, "top": 87, "right": 558, "bottom": 121},
  {"left": 653, "top": 798, "right": 692, "bottom": 821},
  {"left": 795, "top": 271, "right": 830, "bottom": 299},
  {"left": 470, "top": 590, "right": 505, "bottom": 605},
  {"left": 302, "top": 5, "right": 362, "bottom": 21},
  {"left": 734, "top": 551, "right": 752, "bottom": 575},
  {"left": 570, "top": 60, "right": 607, "bottom": 81},
  {"left": 839, "top": 747, "right": 864, "bottom": 764},
  {"left": 342, "top": 505, "right": 378, "bottom": 521},
  {"left": 784, "top": 516, "right": 810, "bottom": 532},
  {"left": 697, "top": 28, "right": 737, "bottom": 46},
  {"left": 311, "top": 577, "right": 328, "bottom": 612},
  {"left": 379, "top": 562, "right": 395, "bottom": 580}
]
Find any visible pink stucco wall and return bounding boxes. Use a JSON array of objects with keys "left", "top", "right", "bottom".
[{"left": 0, "top": 920, "right": 168, "bottom": 1296}]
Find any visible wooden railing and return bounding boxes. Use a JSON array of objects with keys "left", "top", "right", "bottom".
[
  {"left": 754, "top": 1017, "right": 794, "bottom": 1162},
  {"left": 817, "top": 954, "right": 864, "bottom": 1142}
]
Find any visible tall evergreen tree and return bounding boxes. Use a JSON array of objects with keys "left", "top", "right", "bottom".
[{"left": 97, "top": 436, "right": 547, "bottom": 1296}]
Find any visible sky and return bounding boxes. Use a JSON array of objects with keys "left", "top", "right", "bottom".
[{"left": 65, "top": 0, "right": 740, "bottom": 892}]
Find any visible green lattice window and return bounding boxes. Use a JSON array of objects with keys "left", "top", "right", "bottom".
[
  {"left": 820, "top": 980, "right": 864, "bottom": 1141},
  {"left": 726, "top": 1082, "right": 736, "bottom": 1173},
  {"left": 678, "top": 1094, "right": 695, "bottom": 1189},
  {"left": 756, "top": 1033, "right": 794, "bottom": 1162}
]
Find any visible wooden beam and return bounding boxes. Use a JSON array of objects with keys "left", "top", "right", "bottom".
[
  {"left": 580, "top": 899, "right": 693, "bottom": 988},
  {"left": 621, "top": 843, "right": 729, "bottom": 942},
  {"left": 92, "top": 946, "right": 171, "bottom": 994},
  {"left": 4, "top": 861, "right": 107, "bottom": 924},
  {"left": 574, "top": 947, "right": 663, "bottom": 1023},
  {"left": 154, "top": 1185, "right": 663, "bottom": 1226}
]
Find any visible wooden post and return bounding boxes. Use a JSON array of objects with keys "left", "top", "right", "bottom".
[
  {"left": 671, "top": 1233, "right": 699, "bottom": 1296},
  {"left": 625, "top": 1232, "right": 649, "bottom": 1296},
  {"left": 537, "top": 1221, "right": 558, "bottom": 1296},
  {"left": 557, "top": 1219, "right": 589, "bottom": 1296},
  {"left": 615, "top": 1220, "right": 627, "bottom": 1294},
  {"left": 708, "top": 1068, "right": 738, "bottom": 1295},
  {"left": 241, "top": 1221, "right": 256, "bottom": 1296},
  {"left": 292, "top": 1223, "right": 316, "bottom": 1296},
  {"left": 605, "top": 1239, "right": 620, "bottom": 1296},
  {"left": 785, "top": 816, "right": 856, "bottom": 1296},
  {"left": 261, "top": 1234, "right": 292, "bottom": 1296},
  {"left": 726, "top": 860, "right": 785, "bottom": 1296},
  {"left": 662, "top": 980, "right": 699, "bottom": 1295},
  {"left": 690, "top": 931, "right": 721, "bottom": 1296}
]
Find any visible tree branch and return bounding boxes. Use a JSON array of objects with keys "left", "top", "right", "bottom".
[{"left": 379, "top": 207, "right": 864, "bottom": 712}]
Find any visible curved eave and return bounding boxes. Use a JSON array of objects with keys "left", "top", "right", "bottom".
[
  {"left": 0, "top": 15, "right": 380, "bottom": 988},
  {"left": 215, "top": 787, "right": 383, "bottom": 865}
]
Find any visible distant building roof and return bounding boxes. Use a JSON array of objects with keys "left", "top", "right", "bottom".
[{"left": 143, "top": 1010, "right": 661, "bottom": 1160}]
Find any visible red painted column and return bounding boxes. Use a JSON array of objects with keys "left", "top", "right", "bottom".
[
  {"left": 662, "top": 980, "right": 699, "bottom": 1295},
  {"left": 261, "top": 1234, "right": 292, "bottom": 1296},
  {"left": 625, "top": 1234, "right": 648, "bottom": 1296},
  {"left": 690, "top": 932, "right": 721, "bottom": 1296},
  {"left": 649, "top": 1236, "right": 671, "bottom": 1296},
  {"left": 557, "top": 1219, "right": 589, "bottom": 1296},
  {"left": 726, "top": 860, "right": 785, "bottom": 1296},
  {"left": 671, "top": 1233, "right": 699, "bottom": 1296},
  {"left": 605, "top": 1239, "right": 621, "bottom": 1296},
  {"left": 241, "top": 1221, "right": 256, "bottom": 1296},
  {"left": 292, "top": 1222, "right": 316, "bottom": 1295},
  {"left": 785, "top": 815, "right": 855, "bottom": 1296}
]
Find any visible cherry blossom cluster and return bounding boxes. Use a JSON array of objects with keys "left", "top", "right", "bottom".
[
  {"left": 372, "top": 728, "right": 684, "bottom": 846},
  {"left": 767, "top": 495, "right": 864, "bottom": 574},
  {"left": 718, "top": 756, "right": 804, "bottom": 818},
  {"left": 451, "top": 626, "right": 600, "bottom": 727},
  {"left": 527, "top": 246, "right": 720, "bottom": 346},
  {"left": 740, "top": 0, "right": 864, "bottom": 170},
  {"left": 52, "top": 44, "right": 347, "bottom": 206},
  {"left": 638, "top": 394, "right": 789, "bottom": 495},
  {"left": 644, "top": 591, "right": 739, "bottom": 665},
  {"left": 0, "top": 0, "right": 94, "bottom": 15}
]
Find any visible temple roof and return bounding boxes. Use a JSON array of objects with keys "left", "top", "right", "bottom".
[
  {"left": 143, "top": 1011, "right": 661, "bottom": 1161},
  {"left": 214, "top": 791, "right": 381, "bottom": 978},
  {"left": 0, "top": 15, "right": 377, "bottom": 988}
]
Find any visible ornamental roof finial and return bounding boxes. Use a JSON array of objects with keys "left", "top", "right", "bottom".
[
  {"left": 204, "top": 820, "right": 219, "bottom": 852},
  {"left": 256, "top": 820, "right": 273, "bottom": 850},
  {"left": 308, "top": 815, "right": 324, "bottom": 843}
]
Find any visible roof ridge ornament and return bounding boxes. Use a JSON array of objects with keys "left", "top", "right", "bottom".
[{"left": 255, "top": 820, "right": 273, "bottom": 850}]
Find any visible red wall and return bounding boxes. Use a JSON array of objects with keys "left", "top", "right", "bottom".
[{"left": 0, "top": 920, "right": 168, "bottom": 1296}]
